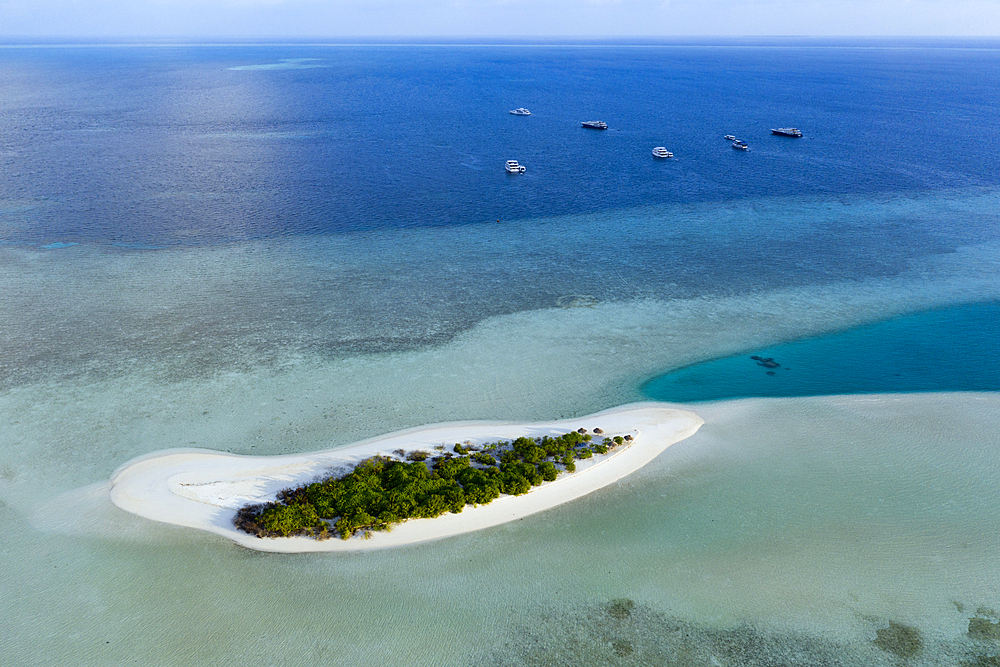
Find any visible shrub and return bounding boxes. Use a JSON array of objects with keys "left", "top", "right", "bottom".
[
  {"left": 472, "top": 452, "right": 496, "bottom": 466},
  {"left": 509, "top": 461, "right": 543, "bottom": 486},
  {"left": 433, "top": 456, "right": 470, "bottom": 479},
  {"left": 458, "top": 468, "right": 501, "bottom": 505},
  {"left": 522, "top": 446, "right": 546, "bottom": 464},
  {"left": 258, "top": 502, "right": 324, "bottom": 537},
  {"left": 512, "top": 436, "right": 541, "bottom": 461},
  {"left": 499, "top": 472, "right": 531, "bottom": 496},
  {"left": 335, "top": 507, "right": 376, "bottom": 539},
  {"left": 500, "top": 450, "right": 520, "bottom": 466},
  {"left": 537, "top": 461, "right": 558, "bottom": 482}
]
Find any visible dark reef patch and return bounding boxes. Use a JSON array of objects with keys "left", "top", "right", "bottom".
[
  {"left": 963, "top": 657, "right": 1000, "bottom": 667},
  {"left": 607, "top": 599, "right": 635, "bottom": 621},
  {"left": 611, "top": 638, "right": 634, "bottom": 658},
  {"left": 470, "top": 600, "right": 1000, "bottom": 667},
  {"left": 874, "top": 621, "right": 923, "bottom": 658},
  {"left": 970, "top": 617, "right": 1000, "bottom": 642}
]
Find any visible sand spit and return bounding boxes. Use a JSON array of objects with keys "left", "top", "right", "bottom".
[{"left": 109, "top": 403, "right": 703, "bottom": 552}]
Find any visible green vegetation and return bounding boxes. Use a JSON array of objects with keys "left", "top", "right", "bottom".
[
  {"left": 234, "top": 428, "right": 629, "bottom": 540},
  {"left": 472, "top": 452, "right": 496, "bottom": 466}
]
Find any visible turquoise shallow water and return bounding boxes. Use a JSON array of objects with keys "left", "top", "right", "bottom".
[
  {"left": 2, "top": 203, "right": 1000, "bottom": 666},
  {"left": 642, "top": 301, "right": 1000, "bottom": 402}
]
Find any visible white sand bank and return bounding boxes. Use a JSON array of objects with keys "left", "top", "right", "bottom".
[{"left": 109, "top": 403, "right": 702, "bottom": 552}]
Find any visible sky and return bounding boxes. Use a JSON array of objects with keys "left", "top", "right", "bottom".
[{"left": 0, "top": 0, "right": 998, "bottom": 39}]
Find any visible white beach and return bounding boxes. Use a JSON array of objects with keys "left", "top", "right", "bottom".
[{"left": 109, "top": 402, "right": 704, "bottom": 552}]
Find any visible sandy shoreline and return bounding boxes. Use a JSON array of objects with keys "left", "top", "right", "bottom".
[{"left": 109, "top": 402, "right": 703, "bottom": 552}]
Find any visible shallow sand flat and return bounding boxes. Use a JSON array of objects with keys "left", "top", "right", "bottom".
[{"left": 109, "top": 403, "right": 703, "bottom": 552}]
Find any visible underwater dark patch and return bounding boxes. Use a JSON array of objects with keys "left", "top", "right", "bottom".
[{"left": 471, "top": 599, "right": 1000, "bottom": 667}]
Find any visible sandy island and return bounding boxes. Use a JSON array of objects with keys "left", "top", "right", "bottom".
[{"left": 109, "top": 402, "right": 703, "bottom": 552}]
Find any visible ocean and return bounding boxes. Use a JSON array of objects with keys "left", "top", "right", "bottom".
[{"left": 2, "top": 40, "right": 1000, "bottom": 666}]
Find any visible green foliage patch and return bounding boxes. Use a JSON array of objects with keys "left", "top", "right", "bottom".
[{"left": 234, "top": 429, "right": 629, "bottom": 540}]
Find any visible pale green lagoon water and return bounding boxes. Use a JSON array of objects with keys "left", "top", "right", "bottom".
[{"left": 2, "top": 189, "right": 1000, "bottom": 666}]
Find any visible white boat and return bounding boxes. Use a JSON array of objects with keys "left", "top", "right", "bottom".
[
  {"left": 732, "top": 140, "right": 749, "bottom": 151},
  {"left": 505, "top": 160, "right": 526, "bottom": 173},
  {"left": 652, "top": 147, "right": 673, "bottom": 158},
  {"left": 509, "top": 108, "right": 532, "bottom": 116},
  {"left": 771, "top": 127, "right": 802, "bottom": 137},
  {"left": 581, "top": 120, "right": 608, "bottom": 130},
  {"left": 724, "top": 135, "right": 737, "bottom": 141}
]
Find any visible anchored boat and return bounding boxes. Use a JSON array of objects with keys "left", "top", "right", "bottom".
[{"left": 505, "top": 160, "right": 526, "bottom": 173}]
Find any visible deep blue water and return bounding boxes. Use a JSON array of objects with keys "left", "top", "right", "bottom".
[
  {"left": 2, "top": 41, "right": 1000, "bottom": 247},
  {"left": 642, "top": 301, "right": 1000, "bottom": 402},
  {"left": 4, "top": 41, "right": 1000, "bottom": 389}
]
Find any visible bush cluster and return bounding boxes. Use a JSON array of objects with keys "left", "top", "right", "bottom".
[{"left": 234, "top": 429, "right": 623, "bottom": 541}]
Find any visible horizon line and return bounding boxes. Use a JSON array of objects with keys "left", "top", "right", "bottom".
[{"left": 3, "top": 35, "right": 1000, "bottom": 49}]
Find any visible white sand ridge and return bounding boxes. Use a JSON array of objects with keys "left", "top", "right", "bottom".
[{"left": 109, "top": 402, "right": 703, "bottom": 552}]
